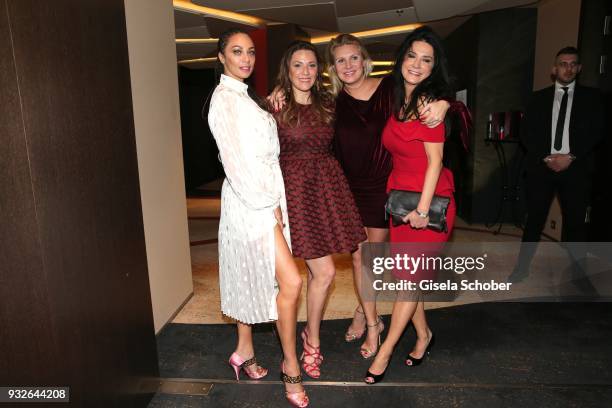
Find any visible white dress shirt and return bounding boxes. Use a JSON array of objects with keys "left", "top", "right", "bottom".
[{"left": 550, "top": 80, "right": 575, "bottom": 154}]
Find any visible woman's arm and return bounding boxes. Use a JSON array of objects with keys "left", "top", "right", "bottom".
[
  {"left": 208, "top": 89, "right": 281, "bottom": 210},
  {"left": 403, "top": 141, "right": 444, "bottom": 228}
]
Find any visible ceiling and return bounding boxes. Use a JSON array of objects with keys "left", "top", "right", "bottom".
[{"left": 175, "top": 0, "right": 536, "bottom": 69}]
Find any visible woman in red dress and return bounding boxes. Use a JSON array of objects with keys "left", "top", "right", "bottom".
[
  {"left": 365, "top": 26, "right": 457, "bottom": 384},
  {"left": 274, "top": 41, "right": 366, "bottom": 381}
]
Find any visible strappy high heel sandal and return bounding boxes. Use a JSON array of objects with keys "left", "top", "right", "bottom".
[
  {"left": 228, "top": 352, "right": 268, "bottom": 380},
  {"left": 300, "top": 328, "right": 323, "bottom": 379},
  {"left": 345, "top": 307, "right": 366, "bottom": 342},
  {"left": 281, "top": 361, "right": 309, "bottom": 407},
  {"left": 360, "top": 317, "right": 385, "bottom": 359}
]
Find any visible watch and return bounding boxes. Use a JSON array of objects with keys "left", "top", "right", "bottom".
[{"left": 416, "top": 209, "right": 429, "bottom": 218}]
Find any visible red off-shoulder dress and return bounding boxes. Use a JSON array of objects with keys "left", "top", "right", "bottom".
[{"left": 382, "top": 116, "right": 456, "bottom": 244}]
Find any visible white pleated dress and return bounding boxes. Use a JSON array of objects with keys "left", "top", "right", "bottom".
[{"left": 208, "top": 74, "right": 291, "bottom": 324}]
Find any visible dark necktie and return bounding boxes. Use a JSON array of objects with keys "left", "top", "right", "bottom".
[{"left": 554, "top": 86, "right": 569, "bottom": 150}]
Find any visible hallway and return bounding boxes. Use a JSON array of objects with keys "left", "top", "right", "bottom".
[{"left": 174, "top": 191, "right": 528, "bottom": 325}]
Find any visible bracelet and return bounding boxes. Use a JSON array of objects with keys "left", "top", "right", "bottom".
[{"left": 416, "top": 209, "right": 429, "bottom": 218}]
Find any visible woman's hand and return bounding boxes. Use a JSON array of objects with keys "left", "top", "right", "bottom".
[
  {"left": 402, "top": 210, "right": 429, "bottom": 229},
  {"left": 274, "top": 206, "right": 284, "bottom": 228},
  {"left": 266, "top": 86, "right": 286, "bottom": 112},
  {"left": 419, "top": 100, "right": 450, "bottom": 128}
]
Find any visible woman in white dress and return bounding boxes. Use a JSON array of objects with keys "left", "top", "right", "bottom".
[{"left": 207, "top": 28, "right": 308, "bottom": 407}]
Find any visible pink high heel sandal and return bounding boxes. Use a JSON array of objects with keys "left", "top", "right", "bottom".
[
  {"left": 228, "top": 352, "right": 268, "bottom": 380},
  {"left": 280, "top": 361, "right": 309, "bottom": 407}
]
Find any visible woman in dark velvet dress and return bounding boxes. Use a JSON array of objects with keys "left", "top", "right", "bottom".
[
  {"left": 327, "top": 34, "right": 452, "bottom": 359},
  {"left": 274, "top": 41, "right": 366, "bottom": 381}
]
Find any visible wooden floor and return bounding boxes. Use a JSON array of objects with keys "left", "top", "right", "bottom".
[{"left": 173, "top": 196, "right": 527, "bottom": 325}]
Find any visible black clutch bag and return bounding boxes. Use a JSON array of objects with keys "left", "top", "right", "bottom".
[{"left": 385, "top": 189, "right": 450, "bottom": 232}]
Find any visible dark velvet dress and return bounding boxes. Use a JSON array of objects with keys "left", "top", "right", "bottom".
[
  {"left": 334, "top": 76, "right": 394, "bottom": 228},
  {"left": 277, "top": 104, "right": 366, "bottom": 259}
]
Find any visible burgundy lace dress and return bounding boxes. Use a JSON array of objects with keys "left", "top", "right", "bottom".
[{"left": 277, "top": 104, "right": 366, "bottom": 259}]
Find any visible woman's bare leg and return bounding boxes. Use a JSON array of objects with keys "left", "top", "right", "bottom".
[
  {"left": 235, "top": 322, "right": 254, "bottom": 357},
  {"left": 407, "top": 300, "right": 433, "bottom": 360},
  {"left": 345, "top": 243, "right": 367, "bottom": 339},
  {"left": 349, "top": 227, "right": 388, "bottom": 353},
  {"left": 304, "top": 255, "right": 336, "bottom": 348},
  {"left": 273, "top": 225, "right": 305, "bottom": 395},
  {"left": 367, "top": 296, "right": 420, "bottom": 375},
  {"left": 234, "top": 322, "right": 267, "bottom": 375}
]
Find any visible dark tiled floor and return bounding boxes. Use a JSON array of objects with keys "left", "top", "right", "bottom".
[
  {"left": 151, "top": 302, "right": 612, "bottom": 407},
  {"left": 149, "top": 383, "right": 612, "bottom": 408}
]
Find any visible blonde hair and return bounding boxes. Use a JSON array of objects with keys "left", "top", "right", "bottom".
[{"left": 326, "top": 34, "right": 373, "bottom": 96}]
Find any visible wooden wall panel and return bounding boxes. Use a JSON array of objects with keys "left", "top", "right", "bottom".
[
  {"left": 444, "top": 9, "right": 536, "bottom": 224},
  {"left": 0, "top": 0, "right": 61, "bottom": 385},
  {"left": 1, "top": 0, "right": 158, "bottom": 406}
]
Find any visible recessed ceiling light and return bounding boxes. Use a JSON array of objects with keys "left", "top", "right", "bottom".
[
  {"left": 311, "top": 23, "right": 422, "bottom": 44},
  {"left": 372, "top": 61, "right": 394, "bottom": 66},
  {"left": 178, "top": 57, "right": 217, "bottom": 64},
  {"left": 173, "top": 0, "right": 265, "bottom": 27},
  {"left": 175, "top": 38, "right": 218, "bottom": 44}
]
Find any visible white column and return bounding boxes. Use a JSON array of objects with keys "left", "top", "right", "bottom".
[{"left": 124, "top": 0, "right": 193, "bottom": 332}]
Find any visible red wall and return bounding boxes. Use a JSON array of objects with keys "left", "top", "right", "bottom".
[{"left": 249, "top": 28, "right": 268, "bottom": 97}]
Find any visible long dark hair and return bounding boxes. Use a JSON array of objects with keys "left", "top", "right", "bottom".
[
  {"left": 214, "top": 27, "right": 264, "bottom": 108},
  {"left": 275, "top": 41, "right": 333, "bottom": 127},
  {"left": 392, "top": 26, "right": 451, "bottom": 122}
]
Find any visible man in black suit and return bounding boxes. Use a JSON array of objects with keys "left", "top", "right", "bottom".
[{"left": 509, "top": 46, "right": 604, "bottom": 282}]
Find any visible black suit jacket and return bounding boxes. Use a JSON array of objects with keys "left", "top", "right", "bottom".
[{"left": 521, "top": 84, "right": 604, "bottom": 172}]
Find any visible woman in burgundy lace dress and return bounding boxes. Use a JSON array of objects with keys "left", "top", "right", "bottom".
[{"left": 274, "top": 41, "right": 366, "bottom": 380}]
